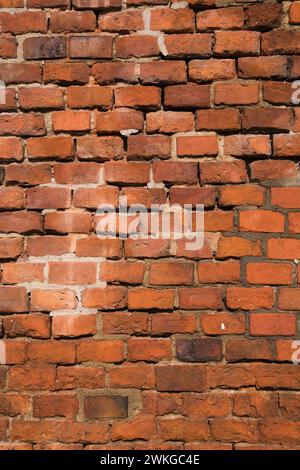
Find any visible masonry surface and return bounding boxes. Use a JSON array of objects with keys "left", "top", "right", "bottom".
[{"left": 0, "top": 0, "right": 299, "bottom": 450}]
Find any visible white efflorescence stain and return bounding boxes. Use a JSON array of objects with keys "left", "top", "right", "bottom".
[
  {"left": 0, "top": 341, "right": 6, "bottom": 365},
  {"left": 221, "top": 323, "right": 226, "bottom": 331},
  {"left": 0, "top": 81, "right": 6, "bottom": 105}
]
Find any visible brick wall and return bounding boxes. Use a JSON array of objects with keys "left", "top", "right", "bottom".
[{"left": 0, "top": 0, "right": 300, "bottom": 450}]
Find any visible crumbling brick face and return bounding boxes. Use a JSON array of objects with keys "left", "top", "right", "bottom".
[{"left": 0, "top": 0, "right": 300, "bottom": 451}]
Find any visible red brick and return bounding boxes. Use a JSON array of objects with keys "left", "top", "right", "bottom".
[
  {"left": 260, "top": 419, "right": 300, "bottom": 444},
  {"left": 250, "top": 313, "right": 296, "bottom": 337},
  {"left": 128, "top": 338, "right": 171, "bottom": 362},
  {"left": 109, "top": 363, "right": 154, "bottom": 389},
  {"left": 190, "top": 58, "right": 236, "bottom": 82},
  {"left": 200, "top": 161, "right": 247, "bottom": 184},
  {"left": 33, "top": 394, "right": 78, "bottom": 418},
  {"left": 82, "top": 287, "right": 127, "bottom": 310},
  {"left": 44, "top": 62, "right": 90, "bottom": 84},
  {"left": 263, "top": 81, "right": 292, "bottom": 105},
  {"left": 140, "top": 61, "right": 187, "bottom": 84},
  {"left": 0, "top": 237, "right": 23, "bottom": 259},
  {"left": 214, "top": 81, "right": 259, "bottom": 105},
  {"left": 84, "top": 395, "right": 128, "bottom": 419},
  {"left": 0, "top": 64, "right": 41, "bottom": 84},
  {"left": 0, "top": 138, "right": 23, "bottom": 161},
  {"left": 196, "top": 109, "right": 240, "bottom": 131},
  {"left": 26, "top": 187, "right": 71, "bottom": 209},
  {"left": 52, "top": 315, "right": 96, "bottom": 338},
  {"left": 177, "top": 135, "right": 218, "bottom": 157},
  {"left": 128, "top": 287, "right": 175, "bottom": 310},
  {"left": 124, "top": 239, "right": 170, "bottom": 258},
  {"left": 153, "top": 161, "right": 198, "bottom": 184},
  {"left": 3, "top": 314, "right": 50, "bottom": 339},
  {"left": 226, "top": 338, "right": 272, "bottom": 362},
  {"left": 267, "top": 238, "right": 300, "bottom": 260},
  {"left": 149, "top": 261, "right": 193, "bottom": 285},
  {"left": 54, "top": 162, "right": 100, "bottom": 184},
  {"left": 238, "top": 56, "right": 288, "bottom": 78},
  {"left": 233, "top": 391, "right": 278, "bottom": 417},
  {"left": 226, "top": 287, "right": 274, "bottom": 310},
  {"left": 8, "top": 365, "right": 56, "bottom": 391},
  {"left": 31, "top": 289, "right": 77, "bottom": 312},
  {"left": 100, "top": 261, "right": 145, "bottom": 284},
  {"left": 240, "top": 210, "right": 285, "bottom": 233},
  {"left": 291, "top": 213, "right": 300, "bottom": 233},
  {"left": 278, "top": 288, "right": 300, "bottom": 311},
  {"left": 51, "top": 10, "right": 96, "bottom": 32},
  {"left": 151, "top": 8, "right": 194, "bottom": 32},
  {"left": 69, "top": 35, "right": 112, "bottom": 59},
  {"left": 77, "top": 339, "right": 124, "bottom": 363},
  {"left": 156, "top": 365, "right": 207, "bottom": 392},
  {"left": 0, "top": 34, "right": 17, "bottom": 58},
  {"left": 290, "top": 2, "right": 300, "bottom": 24},
  {"left": 151, "top": 312, "right": 196, "bottom": 335},
  {"left": 0, "top": 187, "right": 24, "bottom": 209},
  {"left": 165, "top": 83, "right": 210, "bottom": 108},
  {"left": 19, "top": 87, "right": 64, "bottom": 110},
  {"left": 197, "top": 7, "right": 244, "bottom": 30},
  {"left": 122, "top": 188, "right": 167, "bottom": 207},
  {"left": 56, "top": 366, "right": 105, "bottom": 390},
  {"left": 52, "top": 111, "right": 90, "bottom": 132},
  {"left": 76, "top": 237, "right": 122, "bottom": 258},
  {"left": 164, "top": 33, "right": 212, "bottom": 57},
  {"left": 67, "top": 86, "right": 112, "bottom": 109},
  {"left": 159, "top": 417, "right": 209, "bottom": 442},
  {"left": 6, "top": 163, "right": 51, "bottom": 185},
  {"left": 23, "top": 36, "right": 66, "bottom": 60},
  {"left": 27, "top": 136, "right": 73, "bottom": 160},
  {"left": 95, "top": 109, "right": 143, "bottom": 133},
  {"left": 179, "top": 287, "right": 223, "bottom": 310},
  {"left": 176, "top": 337, "right": 222, "bottom": 362},
  {"left": 211, "top": 418, "right": 259, "bottom": 442},
  {"left": 104, "top": 161, "right": 150, "bottom": 184},
  {"left": 73, "top": 186, "right": 119, "bottom": 208},
  {"left": 2, "top": 263, "right": 44, "bottom": 284},
  {"left": 197, "top": 260, "right": 240, "bottom": 283},
  {"left": 217, "top": 235, "right": 261, "bottom": 259},
  {"left": 92, "top": 62, "right": 137, "bottom": 85},
  {"left": 99, "top": 10, "right": 143, "bottom": 32},
  {"left": 0, "top": 393, "right": 29, "bottom": 416},
  {"left": 273, "top": 134, "right": 300, "bottom": 158},
  {"left": 27, "top": 236, "right": 73, "bottom": 256},
  {"left": 242, "top": 108, "right": 292, "bottom": 133},
  {"left": 224, "top": 134, "right": 271, "bottom": 157},
  {"left": 250, "top": 161, "right": 297, "bottom": 181},
  {"left": 0, "top": 114, "right": 46, "bottom": 137},
  {"left": 200, "top": 312, "right": 245, "bottom": 335},
  {"left": 127, "top": 135, "right": 171, "bottom": 160},
  {"left": 262, "top": 30, "right": 300, "bottom": 54},
  {"left": 170, "top": 187, "right": 216, "bottom": 207},
  {"left": 115, "top": 35, "right": 160, "bottom": 58},
  {"left": 45, "top": 212, "right": 92, "bottom": 234},
  {"left": 73, "top": 0, "right": 121, "bottom": 7},
  {"left": 111, "top": 415, "right": 156, "bottom": 441},
  {"left": 102, "top": 312, "right": 148, "bottom": 335},
  {"left": 146, "top": 111, "right": 194, "bottom": 134},
  {"left": 215, "top": 31, "right": 260, "bottom": 55},
  {"left": 0, "top": 211, "right": 42, "bottom": 234},
  {"left": 48, "top": 262, "right": 97, "bottom": 285},
  {"left": 246, "top": 263, "right": 293, "bottom": 285},
  {"left": 77, "top": 136, "right": 124, "bottom": 160},
  {"left": 246, "top": 2, "right": 281, "bottom": 29},
  {"left": 219, "top": 184, "right": 265, "bottom": 207}
]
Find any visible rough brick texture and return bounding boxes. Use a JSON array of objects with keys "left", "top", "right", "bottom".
[{"left": 0, "top": 0, "right": 299, "bottom": 451}]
